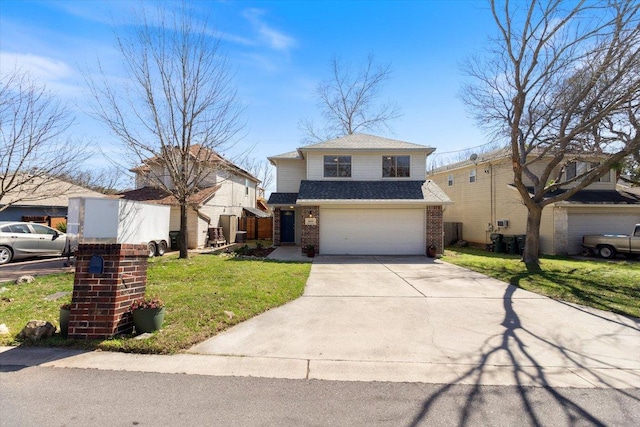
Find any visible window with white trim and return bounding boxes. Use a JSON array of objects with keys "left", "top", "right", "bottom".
[
  {"left": 324, "top": 155, "right": 352, "bottom": 177},
  {"left": 447, "top": 174, "right": 454, "bottom": 186},
  {"left": 382, "top": 155, "right": 410, "bottom": 177},
  {"left": 469, "top": 169, "right": 476, "bottom": 183}
]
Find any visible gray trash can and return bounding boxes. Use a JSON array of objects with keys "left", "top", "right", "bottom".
[{"left": 235, "top": 231, "right": 247, "bottom": 243}]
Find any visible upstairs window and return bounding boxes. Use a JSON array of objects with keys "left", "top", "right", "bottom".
[
  {"left": 324, "top": 155, "right": 351, "bottom": 178},
  {"left": 245, "top": 179, "right": 250, "bottom": 196},
  {"left": 447, "top": 174, "right": 454, "bottom": 186},
  {"left": 382, "top": 155, "right": 410, "bottom": 177},
  {"left": 469, "top": 169, "right": 476, "bottom": 183},
  {"left": 566, "top": 162, "right": 577, "bottom": 180}
]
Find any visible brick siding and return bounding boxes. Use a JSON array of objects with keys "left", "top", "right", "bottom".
[
  {"left": 426, "top": 206, "right": 444, "bottom": 255},
  {"left": 68, "top": 244, "right": 148, "bottom": 339}
]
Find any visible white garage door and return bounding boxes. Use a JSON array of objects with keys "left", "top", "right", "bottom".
[
  {"left": 567, "top": 211, "right": 640, "bottom": 255},
  {"left": 320, "top": 208, "right": 425, "bottom": 255}
]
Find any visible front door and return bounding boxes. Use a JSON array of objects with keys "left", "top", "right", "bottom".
[{"left": 280, "top": 210, "right": 295, "bottom": 243}]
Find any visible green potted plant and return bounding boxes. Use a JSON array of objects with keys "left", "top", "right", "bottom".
[
  {"left": 306, "top": 245, "right": 316, "bottom": 258},
  {"left": 59, "top": 301, "right": 72, "bottom": 337},
  {"left": 130, "top": 296, "right": 166, "bottom": 334}
]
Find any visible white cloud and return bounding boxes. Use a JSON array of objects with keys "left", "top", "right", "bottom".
[
  {"left": 0, "top": 51, "right": 74, "bottom": 82},
  {"left": 242, "top": 8, "right": 297, "bottom": 52}
]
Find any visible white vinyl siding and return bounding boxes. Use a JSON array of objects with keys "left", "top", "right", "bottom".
[
  {"left": 275, "top": 159, "right": 306, "bottom": 192},
  {"left": 306, "top": 152, "right": 425, "bottom": 180},
  {"left": 320, "top": 208, "right": 425, "bottom": 255}
]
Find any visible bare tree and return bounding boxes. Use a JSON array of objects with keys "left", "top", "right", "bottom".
[
  {"left": 0, "top": 70, "right": 88, "bottom": 212},
  {"left": 462, "top": 0, "right": 640, "bottom": 266},
  {"left": 239, "top": 157, "right": 273, "bottom": 197},
  {"left": 86, "top": 3, "right": 244, "bottom": 258},
  {"left": 299, "top": 54, "right": 402, "bottom": 143}
]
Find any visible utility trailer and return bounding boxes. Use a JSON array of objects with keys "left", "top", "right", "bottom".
[{"left": 67, "top": 197, "right": 171, "bottom": 257}]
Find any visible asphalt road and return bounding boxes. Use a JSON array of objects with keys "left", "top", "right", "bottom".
[
  {"left": 0, "top": 257, "right": 73, "bottom": 283},
  {"left": 1, "top": 366, "right": 639, "bottom": 426}
]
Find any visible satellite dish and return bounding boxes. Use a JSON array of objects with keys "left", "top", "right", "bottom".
[{"left": 469, "top": 153, "right": 478, "bottom": 162}]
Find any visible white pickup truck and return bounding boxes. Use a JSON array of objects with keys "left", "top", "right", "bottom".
[{"left": 582, "top": 224, "right": 640, "bottom": 259}]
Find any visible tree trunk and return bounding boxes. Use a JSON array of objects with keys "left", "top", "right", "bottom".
[
  {"left": 523, "top": 203, "right": 543, "bottom": 268},
  {"left": 179, "top": 202, "right": 189, "bottom": 259}
]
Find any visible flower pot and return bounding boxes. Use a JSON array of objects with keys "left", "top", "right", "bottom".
[
  {"left": 307, "top": 248, "right": 315, "bottom": 258},
  {"left": 427, "top": 246, "right": 436, "bottom": 258},
  {"left": 132, "top": 307, "right": 166, "bottom": 334},
  {"left": 59, "top": 308, "right": 70, "bottom": 337}
]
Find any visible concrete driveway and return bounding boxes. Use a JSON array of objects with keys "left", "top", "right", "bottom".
[{"left": 190, "top": 255, "right": 640, "bottom": 388}]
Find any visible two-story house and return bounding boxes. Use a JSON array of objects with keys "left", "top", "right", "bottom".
[
  {"left": 267, "top": 134, "right": 452, "bottom": 255},
  {"left": 121, "top": 145, "right": 265, "bottom": 249},
  {"left": 428, "top": 148, "right": 640, "bottom": 255}
]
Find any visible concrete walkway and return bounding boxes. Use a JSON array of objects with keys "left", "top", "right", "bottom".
[
  {"left": 266, "top": 245, "right": 312, "bottom": 262},
  {"left": 2, "top": 255, "right": 638, "bottom": 389}
]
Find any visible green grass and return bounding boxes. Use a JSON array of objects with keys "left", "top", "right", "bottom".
[
  {"left": 0, "top": 253, "right": 311, "bottom": 353},
  {"left": 443, "top": 247, "right": 640, "bottom": 318}
]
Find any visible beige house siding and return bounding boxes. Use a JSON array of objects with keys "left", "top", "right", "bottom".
[
  {"left": 306, "top": 151, "right": 426, "bottom": 181},
  {"left": 432, "top": 159, "right": 556, "bottom": 253},
  {"left": 274, "top": 159, "right": 305, "bottom": 192}
]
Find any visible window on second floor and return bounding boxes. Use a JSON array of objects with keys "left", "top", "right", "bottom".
[
  {"left": 469, "top": 169, "right": 476, "bottom": 183},
  {"left": 382, "top": 155, "right": 410, "bottom": 178},
  {"left": 448, "top": 174, "right": 454, "bottom": 186},
  {"left": 565, "top": 161, "right": 611, "bottom": 182},
  {"left": 245, "top": 179, "right": 250, "bottom": 196},
  {"left": 324, "top": 155, "right": 352, "bottom": 178}
]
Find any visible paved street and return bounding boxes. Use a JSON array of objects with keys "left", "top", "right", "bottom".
[{"left": 1, "top": 366, "right": 639, "bottom": 426}]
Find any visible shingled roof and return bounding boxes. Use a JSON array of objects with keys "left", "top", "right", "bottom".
[
  {"left": 118, "top": 185, "right": 221, "bottom": 206},
  {"left": 269, "top": 133, "right": 435, "bottom": 162},
  {"left": 267, "top": 180, "right": 452, "bottom": 205},
  {"left": 522, "top": 186, "right": 640, "bottom": 205}
]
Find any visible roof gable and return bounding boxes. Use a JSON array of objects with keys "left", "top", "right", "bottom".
[
  {"left": 269, "top": 133, "right": 435, "bottom": 161},
  {"left": 300, "top": 133, "right": 434, "bottom": 152}
]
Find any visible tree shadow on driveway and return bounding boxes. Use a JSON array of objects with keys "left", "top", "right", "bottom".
[{"left": 409, "top": 285, "right": 640, "bottom": 426}]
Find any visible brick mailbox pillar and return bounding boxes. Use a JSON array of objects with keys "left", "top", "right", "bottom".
[{"left": 68, "top": 244, "right": 148, "bottom": 339}]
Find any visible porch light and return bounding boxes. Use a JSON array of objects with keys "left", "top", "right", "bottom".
[{"left": 289, "top": 206, "right": 294, "bottom": 209}]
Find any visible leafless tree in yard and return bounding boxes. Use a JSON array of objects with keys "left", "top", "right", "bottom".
[
  {"left": 0, "top": 70, "right": 88, "bottom": 212},
  {"left": 461, "top": 0, "right": 640, "bottom": 267},
  {"left": 239, "top": 157, "right": 272, "bottom": 195},
  {"left": 299, "top": 54, "right": 402, "bottom": 143},
  {"left": 86, "top": 3, "right": 244, "bottom": 258}
]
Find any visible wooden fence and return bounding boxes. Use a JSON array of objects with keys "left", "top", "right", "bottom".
[
  {"left": 238, "top": 217, "right": 273, "bottom": 240},
  {"left": 444, "top": 222, "right": 463, "bottom": 246}
]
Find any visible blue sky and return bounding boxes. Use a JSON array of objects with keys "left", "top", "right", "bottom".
[{"left": 0, "top": 0, "right": 498, "bottom": 190}]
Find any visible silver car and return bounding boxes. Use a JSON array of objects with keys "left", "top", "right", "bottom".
[{"left": 0, "top": 221, "right": 68, "bottom": 265}]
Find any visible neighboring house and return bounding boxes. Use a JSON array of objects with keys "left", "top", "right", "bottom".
[
  {"left": 0, "top": 174, "right": 107, "bottom": 228},
  {"left": 122, "top": 145, "right": 265, "bottom": 249},
  {"left": 428, "top": 148, "right": 640, "bottom": 255},
  {"left": 267, "top": 134, "right": 452, "bottom": 255}
]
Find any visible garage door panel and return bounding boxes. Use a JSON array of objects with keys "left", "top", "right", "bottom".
[
  {"left": 321, "top": 208, "right": 425, "bottom": 255},
  {"left": 567, "top": 212, "right": 640, "bottom": 255}
]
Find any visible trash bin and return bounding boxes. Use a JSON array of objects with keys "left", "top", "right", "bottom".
[
  {"left": 516, "top": 234, "right": 526, "bottom": 255},
  {"left": 490, "top": 233, "right": 504, "bottom": 253},
  {"left": 235, "top": 231, "right": 247, "bottom": 243},
  {"left": 169, "top": 231, "right": 180, "bottom": 250},
  {"left": 503, "top": 235, "right": 518, "bottom": 255}
]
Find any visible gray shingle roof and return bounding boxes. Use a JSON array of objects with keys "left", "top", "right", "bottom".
[
  {"left": 267, "top": 193, "right": 299, "bottom": 205},
  {"left": 267, "top": 150, "right": 303, "bottom": 161},
  {"left": 301, "top": 133, "right": 433, "bottom": 151},
  {"left": 296, "top": 180, "right": 451, "bottom": 204},
  {"left": 269, "top": 134, "right": 435, "bottom": 160},
  {"left": 524, "top": 186, "right": 640, "bottom": 204}
]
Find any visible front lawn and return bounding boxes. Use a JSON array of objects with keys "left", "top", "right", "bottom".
[
  {"left": 443, "top": 248, "right": 640, "bottom": 318},
  {"left": 0, "top": 253, "right": 311, "bottom": 353}
]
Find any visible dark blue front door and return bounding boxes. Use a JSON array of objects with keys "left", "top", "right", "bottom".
[{"left": 280, "top": 210, "right": 295, "bottom": 243}]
